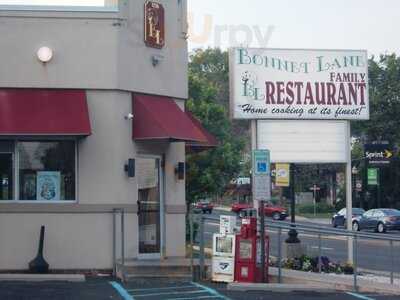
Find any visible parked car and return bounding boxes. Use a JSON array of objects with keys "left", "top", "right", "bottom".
[
  {"left": 331, "top": 208, "right": 365, "bottom": 228},
  {"left": 194, "top": 201, "right": 214, "bottom": 214},
  {"left": 352, "top": 209, "right": 400, "bottom": 233},
  {"left": 264, "top": 204, "right": 287, "bottom": 220},
  {"left": 231, "top": 203, "right": 252, "bottom": 214},
  {"left": 232, "top": 202, "right": 287, "bottom": 220}
]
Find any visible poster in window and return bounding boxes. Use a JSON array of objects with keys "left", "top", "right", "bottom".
[
  {"left": 137, "top": 159, "right": 157, "bottom": 189},
  {"left": 23, "top": 174, "right": 36, "bottom": 200},
  {"left": 37, "top": 171, "right": 61, "bottom": 201}
]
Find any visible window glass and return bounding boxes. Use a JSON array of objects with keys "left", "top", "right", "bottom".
[
  {"left": 18, "top": 141, "right": 75, "bottom": 201},
  {"left": 0, "top": 0, "right": 118, "bottom": 11},
  {"left": 364, "top": 210, "right": 374, "bottom": 218},
  {"left": 338, "top": 208, "right": 345, "bottom": 215},
  {"left": 0, "top": 152, "right": 13, "bottom": 200}
]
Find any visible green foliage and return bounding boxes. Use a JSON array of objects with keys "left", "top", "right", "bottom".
[
  {"left": 351, "top": 54, "right": 400, "bottom": 209},
  {"left": 297, "top": 203, "right": 335, "bottom": 214},
  {"left": 186, "top": 49, "right": 246, "bottom": 203}
]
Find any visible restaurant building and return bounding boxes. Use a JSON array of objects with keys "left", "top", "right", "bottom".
[{"left": 0, "top": 0, "right": 211, "bottom": 272}]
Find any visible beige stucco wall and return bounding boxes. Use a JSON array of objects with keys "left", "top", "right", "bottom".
[
  {"left": 0, "top": 0, "right": 188, "bottom": 99},
  {"left": 0, "top": 213, "right": 137, "bottom": 270},
  {"left": 0, "top": 0, "right": 189, "bottom": 270}
]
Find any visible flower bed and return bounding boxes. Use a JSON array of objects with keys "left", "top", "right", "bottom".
[{"left": 270, "top": 255, "right": 354, "bottom": 275}]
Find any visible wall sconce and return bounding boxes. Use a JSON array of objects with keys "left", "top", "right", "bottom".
[
  {"left": 175, "top": 162, "right": 185, "bottom": 180},
  {"left": 37, "top": 46, "right": 53, "bottom": 63},
  {"left": 151, "top": 54, "right": 164, "bottom": 67},
  {"left": 124, "top": 159, "right": 135, "bottom": 178}
]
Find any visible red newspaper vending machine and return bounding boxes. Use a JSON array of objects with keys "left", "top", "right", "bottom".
[{"left": 234, "top": 217, "right": 269, "bottom": 283}]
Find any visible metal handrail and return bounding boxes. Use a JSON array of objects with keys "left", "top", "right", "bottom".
[
  {"left": 112, "top": 208, "right": 125, "bottom": 278},
  {"left": 197, "top": 214, "right": 399, "bottom": 290},
  {"left": 200, "top": 214, "right": 400, "bottom": 242}
]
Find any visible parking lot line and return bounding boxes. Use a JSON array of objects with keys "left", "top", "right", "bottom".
[
  {"left": 347, "top": 292, "right": 376, "bottom": 300},
  {"left": 132, "top": 290, "right": 207, "bottom": 298},
  {"left": 110, "top": 281, "right": 135, "bottom": 300},
  {"left": 127, "top": 285, "right": 195, "bottom": 292},
  {"left": 166, "top": 296, "right": 223, "bottom": 300},
  {"left": 191, "top": 282, "right": 231, "bottom": 300}
]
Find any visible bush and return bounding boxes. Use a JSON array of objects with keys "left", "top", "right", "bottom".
[{"left": 297, "top": 203, "right": 335, "bottom": 214}]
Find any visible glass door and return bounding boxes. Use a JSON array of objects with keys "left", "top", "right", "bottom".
[{"left": 137, "top": 157, "right": 162, "bottom": 259}]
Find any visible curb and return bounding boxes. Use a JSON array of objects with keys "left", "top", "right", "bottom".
[
  {"left": 228, "top": 282, "right": 336, "bottom": 293},
  {"left": 0, "top": 274, "right": 86, "bottom": 282}
]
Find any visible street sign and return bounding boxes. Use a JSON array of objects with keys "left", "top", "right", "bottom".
[
  {"left": 367, "top": 168, "right": 378, "bottom": 186},
  {"left": 275, "top": 163, "right": 290, "bottom": 187},
  {"left": 364, "top": 142, "right": 393, "bottom": 165},
  {"left": 252, "top": 150, "right": 271, "bottom": 201}
]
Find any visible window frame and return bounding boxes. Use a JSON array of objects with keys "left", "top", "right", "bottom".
[{"left": 0, "top": 137, "right": 78, "bottom": 203}]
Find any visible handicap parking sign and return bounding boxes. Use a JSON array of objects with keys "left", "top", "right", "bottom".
[
  {"left": 253, "top": 150, "right": 270, "bottom": 175},
  {"left": 257, "top": 162, "right": 267, "bottom": 173}
]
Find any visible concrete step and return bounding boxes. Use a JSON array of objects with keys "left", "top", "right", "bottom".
[{"left": 116, "top": 259, "right": 194, "bottom": 281}]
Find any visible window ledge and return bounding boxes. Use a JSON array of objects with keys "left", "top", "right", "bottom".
[{"left": 0, "top": 203, "right": 138, "bottom": 214}]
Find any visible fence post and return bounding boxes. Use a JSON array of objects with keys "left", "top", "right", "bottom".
[
  {"left": 353, "top": 235, "right": 358, "bottom": 291},
  {"left": 112, "top": 209, "right": 117, "bottom": 277},
  {"left": 318, "top": 233, "right": 322, "bottom": 273},
  {"left": 189, "top": 211, "right": 194, "bottom": 281},
  {"left": 199, "top": 215, "right": 205, "bottom": 279},
  {"left": 278, "top": 227, "right": 282, "bottom": 283},
  {"left": 390, "top": 240, "right": 394, "bottom": 285},
  {"left": 121, "top": 209, "right": 125, "bottom": 267}
]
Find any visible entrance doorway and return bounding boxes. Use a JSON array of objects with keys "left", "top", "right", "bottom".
[{"left": 137, "top": 156, "right": 163, "bottom": 259}]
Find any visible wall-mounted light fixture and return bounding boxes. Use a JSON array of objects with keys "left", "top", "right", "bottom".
[
  {"left": 37, "top": 46, "right": 53, "bottom": 63},
  {"left": 151, "top": 54, "right": 164, "bottom": 67},
  {"left": 124, "top": 113, "right": 134, "bottom": 120},
  {"left": 175, "top": 162, "right": 185, "bottom": 180},
  {"left": 124, "top": 159, "right": 135, "bottom": 178}
]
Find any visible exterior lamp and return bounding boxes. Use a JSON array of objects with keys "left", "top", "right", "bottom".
[
  {"left": 37, "top": 47, "right": 53, "bottom": 63},
  {"left": 175, "top": 162, "right": 185, "bottom": 180},
  {"left": 124, "top": 159, "right": 135, "bottom": 178}
]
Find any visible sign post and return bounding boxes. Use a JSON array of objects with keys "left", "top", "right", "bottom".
[
  {"left": 252, "top": 149, "right": 270, "bottom": 283},
  {"left": 309, "top": 184, "right": 321, "bottom": 217}
]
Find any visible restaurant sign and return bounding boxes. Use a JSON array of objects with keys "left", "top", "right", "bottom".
[
  {"left": 144, "top": 1, "right": 165, "bottom": 49},
  {"left": 229, "top": 48, "right": 369, "bottom": 120}
]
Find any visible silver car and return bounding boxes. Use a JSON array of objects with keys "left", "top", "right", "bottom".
[{"left": 352, "top": 209, "right": 400, "bottom": 233}]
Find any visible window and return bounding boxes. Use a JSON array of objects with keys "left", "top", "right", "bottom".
[
  {"left": 0, "top": 140, "right": 76, "bottom": 202},
  {"left": 0, "top": 0, "right": 118, "bottom": 11}
]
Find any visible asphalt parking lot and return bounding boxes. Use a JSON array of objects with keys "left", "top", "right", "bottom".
[{"left": 0, "top": 277, "right": 397, "bottom": 300}]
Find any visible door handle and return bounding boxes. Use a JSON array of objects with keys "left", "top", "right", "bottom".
[{"left": 137, "top": 200, "right": 141, "bottom": 215}]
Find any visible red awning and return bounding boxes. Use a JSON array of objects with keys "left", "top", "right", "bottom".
[
  {"left": 0, "top": 89, "right": 91, "bottom": 136},
  {"left": 133, "top": 94, "right": 209, "bottom": 143},
  {"left": 185, "top": 112, "right": 218, "bottom": 149}
]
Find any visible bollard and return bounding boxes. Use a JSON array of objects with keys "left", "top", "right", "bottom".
[
  {"left": 353, "top": 235, "right": 358, "bottom": 291},
  {"left": 278, "top": 227, "right": 282, "bottom": 283},
  {"left": 199, "top": 216, "right": 205, "bottom": 279}
]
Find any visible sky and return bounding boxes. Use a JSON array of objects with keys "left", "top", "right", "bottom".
[
  {"left": 1, "top": 0, "right": 398, "bottom": 57},
  {"left": 188, "top": 0, "right": 400, "bottom": 57}
]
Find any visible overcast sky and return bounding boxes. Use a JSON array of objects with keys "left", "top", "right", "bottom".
[
  {"left": 188, "top": 0, "right": 399, "bottom": 57},
  {"left": 1, "top": 0, "right": 398, "bottom": 57}
]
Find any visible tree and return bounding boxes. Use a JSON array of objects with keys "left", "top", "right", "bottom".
[
  {"left": 186, "top": 49, "right": 246, "bottom": 203},
  {"left": 351, "top": 54, "right": 400, "bottom": 209}
]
